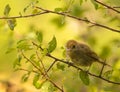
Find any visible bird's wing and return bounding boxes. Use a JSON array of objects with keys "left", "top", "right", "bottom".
[{"left": 79, "top": 43, "right": 99, "bottom": 61}]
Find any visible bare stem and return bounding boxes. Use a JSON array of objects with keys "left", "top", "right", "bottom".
[
  {"left": 0, "top": 6, "right": 119, "bottom": 33},
  {"left": 35, "top": 6, "right": 120, "bottom": 33},
  {"left": 21, "top": 50, "right": 64, "bottom": 92},
  {"left": 32, "top": 42, "right": 120, "bottom": 85},
  {"left": 94, "top": 0, "right": 120, "bottom": 13}
]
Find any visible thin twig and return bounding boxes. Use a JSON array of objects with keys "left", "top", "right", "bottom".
[
  {"left": 94, "top": 0, "right": 120, "bottom": 13},
  {"left": 32, "top": 42, "right": 120, "bottom": 84},
  {"left": 21, "top": 50, "right": 64, "bottom": 92},
  {"left": 21, "top": 50, "right": 44, "bottom": 75},
  {"left": 42, "top": 60, "right": 57, "bottom": 78},
  {"left": 0, "top": 11, "right": 48, "bottom": 19},
  {"left": 47, "top": 54, "right": 120, "bottom": 85},
  {"left": 47, "top": 60, "right": 57, "bottom": 72},
  {"left": 35, "top": 6, "right": 120, "bottom": 33},
  {"left": 0, "top": 7, "right": 119, "bottom": 33},
  {"left": 99, "top": 59, "right": 106, "bottom": 77},
  {"left": 36, "top": 50, "right": 49, "bottom": 77},
  {"left": 48, "top": 79, "right": 64, "bottom": 92},
  {"left": 36, "top": 50, "right": 64, "bottom": 92},
  {"left": 18, "top": 68, "right": 38, "bottom": 74}
]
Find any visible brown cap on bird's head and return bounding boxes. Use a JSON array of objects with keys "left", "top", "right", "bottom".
[{"left": 66, "top": 40, "right": 78, "bottom": 50}]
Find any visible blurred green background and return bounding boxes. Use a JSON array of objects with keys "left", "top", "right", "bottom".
[{"left": 0, "top": 0, "right": 120, "bottom": 92}]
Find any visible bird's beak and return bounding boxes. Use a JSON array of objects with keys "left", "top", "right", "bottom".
[{"left": 66, "top": 48, "right": 71, "bottom": 51}]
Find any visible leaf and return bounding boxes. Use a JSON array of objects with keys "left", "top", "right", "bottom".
[
  {"left": 32, "top": 9, "right": 40, "bottom": 14},
  {"left": 48, "top": 83, "right": 57, "bottom": 92},
  {"left": 51, "top": 17, "right": 66, "bottom": 28},
  {"left": 100, "top": 46, "right": 111, "bottom": 58},
  {"left": 4, "top": 4, "right": 11, "bottom": 16},
  {"left": 21, "top": 72, "right": 30, "bottom": 82},
  {"left": 54, "top": 8, "right": 63, "bottom": 12},
  {"left": 36, "top": 31, "right": 43, "bottom": 44},
  {"left": 91, "top": 0, "right": 99, "bottom": 10},
  {"left": 30, "top": 54, "right": 36, "bottom": 61},
  {"left": 48, "top": 36, "right": 57, "bottom": 53},
  {"left": 42, "top": 48, "right": 48, "bottom": 57},
  {"left": 33, "top": 74, "right": 44, "bottom": 89},
  {"left": 13, "top": 55, "right": 22, "bottom": 68},
  {"left": 17, "top": 39, "right": 32, "bottom": 51},
  {"left": 6, "top": 48, "right": 15, "bottom": 54},
  {"left": 7, "top": 19, "right": 17, "bottom": 30},
  {"left": 33, "top": 74, "right": 40, "bottom": 84},
  {"left": 79, "top": 70, "right": 90, "bottom": 85},
  {"left": 56, "top": 62, "right": 65, "bottom": 71},
  {"left": 79, "top": 0, "right": 83, "bottom": 5},
  {"left": 103, "top": 70, "right": 113, "bottom": 79}
]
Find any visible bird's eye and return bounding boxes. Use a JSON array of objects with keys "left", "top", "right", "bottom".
[{"left": 72, "top": 45, "right": 76, "bottom": 49}]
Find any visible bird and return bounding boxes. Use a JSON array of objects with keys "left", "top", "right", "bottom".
[{"left": 65, "top": 40, "right": 111, "bottom": 67}]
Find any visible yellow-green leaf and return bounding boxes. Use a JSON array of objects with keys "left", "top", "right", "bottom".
[
  {"left": 54, "top": 8, "right": 63, "bottom": 12},
  {"left": 33, "top": 74, "right": 44, "bottom": 89},
  {"left": 7, "top": 19, "right": 17, "bottom": 30},
  {"left": 6, "top": 48, "right": 15, "bottom": 54},
  {"left": 103, "top": 70, "right": 113, "bottom": 79},
  {"left": 48, "top": 83, "right": 57, "bottom": 92},
  {"left": 57, "top": 62, "right": 65, "bottom": 71},
  {"left": 79, "top": 0, "right": 83, "bottom": 5},
  {"left": 48, "top": 36, "right": 57, "bottom": 53},
  {"left": 91, "top": 0, "right": 99, "bottom": 10},
  {"left": 4, "top": 4, "right": 11, "bottom": 16},
  {"left": 79, "top": 70, "right": 90, "bottom": 85},
  {"left": 17, "top": 39, "right": 32, "bottom": 51},
  {"left": 36, "top": 31, "right": 43, "bottom": 44}
]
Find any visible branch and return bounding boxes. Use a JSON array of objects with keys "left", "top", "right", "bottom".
[
  {"left": 36, "top": 51, "right": 64, "bottom": 92},
  {"left": 18, "top": 68, "right": 38, "bottom": 74},
  {"left": 94, "top": 0, "right": 120, "bottom": 13},
  {"left": 47, "top": 54, "right": 120, "bottom": 85},
  {"left": 35, "top": 6, "right": 120, "bottom": 33},
  {"left": 0, "top": 11, "right": 48, "bottom": 19},
  {"left": 21, "top": 50, "right": 64, "bottom": 92},
  {"left": 21, "top": 50, "right": 44, "bottom": 75},
  {"left": 32, "top": 42, "right": 120, "bottom": 85},
  {"left": 36, "top": 50, "right": 49, "bottom": 77},
  {"left": 0, "top": 6, "right": 120, "bottom": 33}
]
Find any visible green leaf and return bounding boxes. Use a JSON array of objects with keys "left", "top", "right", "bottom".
[
  {"left": 42, "top": 48, "right": 48, "bottom": 57},
  {"left": 48, "top": 36, "right": 57, "bottom": 53},
  {"left": 56, "top": 62, "right": 65, "bottom": 71},
  {"left": 32, "top": 9, "right": 39, "bottom": 14},
  {"left": 91, "top": 0, "right": 98, "bottom": 10},
  {"left": 13, "top": 55, "right": 22, "bottom": 68},
  {"left": 103, "top": 70, "right": 113, "bottom": 79},
  {"left": 4, "top": 4, "right": 11, "bottom": 16},
  {"left": 6, "top": 48, "right": 15, "bottom": 54},
  {"left": 79, "top": 0, "right": 83, "bottom": 5},
  {"left": 17, "top": 39, "right": 32, "bottom": 51},
  {"left": 48, "top": 83, "right": 57, "bottom": 92},
  {"left": 79, "top": 70, "right": 90, "bottom": 85},
  {"left": 51, "top": 17, "right": 66, "bottom": 28},
  {"left": 30, "top": 54, "right": 36, "bottom": 61},
  {"left": 33, "top": 74, "right": 44, "bottom": 89},
  {"left": 21, "top": 72, "right": 30, "bottom": 82},
  {"left": 7, "top": 19, "right": 17, "bottom": 30},
  {"left": 54, "top": 8, "right": 63, "bottom": 12},
  {"left": 36, "top": 31, "right": 43, "bottom": 44},
  {"left": 33, "top": 74, "right": 40, "bottom": 84},
  {"left": 100, "top": 46, "right": 111, "bottom": 58}
]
